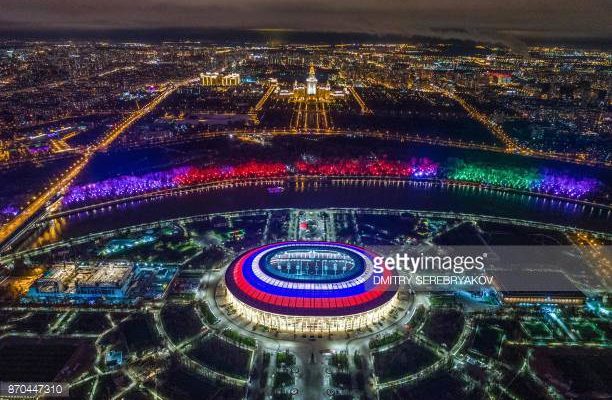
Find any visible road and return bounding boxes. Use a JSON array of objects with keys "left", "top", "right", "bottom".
[
  {"left": 0, "top": 78, "right": 194, "bottom": 251},
  {"left": 2, "top": 206, "right": 610, "bottom": 266},
  {"left": 115, "top": 127, "right": 612, "bottom": 169}
]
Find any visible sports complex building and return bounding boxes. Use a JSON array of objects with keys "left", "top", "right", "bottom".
[
  {"left": 224, "top": 241, "right": 399, "bottom": 333},
  {"left": 25, "top": 261, "right": 178, "bottom": 304}
]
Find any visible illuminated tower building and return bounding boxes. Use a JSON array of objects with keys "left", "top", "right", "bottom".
[
  {"left": 221, "top": 73, "right": 241, "bottom": 86},
  {"left": 200, "top": 72, "right": 219, "bottom": 86},
  {"left": 306, "top": 63, "right": 318, "bottom": 96}
]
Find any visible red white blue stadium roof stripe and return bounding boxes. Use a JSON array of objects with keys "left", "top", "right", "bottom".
[{"left": 225, "top": 241, "right": 397, "bottom": 316}]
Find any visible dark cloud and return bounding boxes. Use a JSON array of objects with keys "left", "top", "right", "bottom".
[{"left": 1, "top": 0, "right": 610, "bottom": 45}]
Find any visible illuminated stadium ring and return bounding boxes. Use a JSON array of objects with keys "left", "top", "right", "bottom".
[{"left": 224, "top": 241, "right": 399, "bottom": 333}]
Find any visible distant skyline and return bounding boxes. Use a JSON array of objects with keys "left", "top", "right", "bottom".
[{"left": 1, "top": 0, "right": 611, "bottom": 47}]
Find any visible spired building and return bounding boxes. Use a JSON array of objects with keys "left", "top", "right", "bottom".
[
  {"left": 291, "top": 63, "right": 331, "bottom": 100},
  {"left": 287, "top": 64, "right": 336, "bottom": 131},
  {"left": 306, "top": 63, "right": 318, "bottom": 96}
]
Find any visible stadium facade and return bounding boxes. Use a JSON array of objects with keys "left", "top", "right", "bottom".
[{"left": 224, "top": 241, "right": 399, "bottom": 333}]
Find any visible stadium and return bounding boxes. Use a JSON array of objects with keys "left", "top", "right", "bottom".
[{"left": 223, "top": 241, "right": 399, "bottom": 333}]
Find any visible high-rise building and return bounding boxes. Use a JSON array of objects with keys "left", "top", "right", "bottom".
[
  {"left": 200, "top": 72, "right": 241, "bottom": 86},
  {"left": 306, "top": 63, "right": 318, "bottom": 96},
  {"left": 221, "top": 73, "right": 241, "bottom": 86},
  {"left": 200, "top": 72, "right": 219, "bottom": 86}
]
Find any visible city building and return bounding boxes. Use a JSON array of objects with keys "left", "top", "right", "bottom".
[
  {"left": 287, "top": 64, "right": 335, "bottom": 130},
  {"left": 221, "top": 73, "right": 241, "bottom": 86},
  {"left": 25, "top": 261, "right": 178, "bottom": 304},
  {"left": 200, "top": 72, "right": 219, "bottom": 86},
  {"left": 306, "top": 63, "right": 318, "bottom": 96},
  {"left": 200, "top": 72, "right": 241, "bottom": 86},
  {"left": 488, "top": 71, "right": 512, "bottom": 85},
  {"left": 493, "top": 270, "right": 586, "bottom": 306},
  {"left": 223, "top": 241, "right": 399, "bottom": 333}
]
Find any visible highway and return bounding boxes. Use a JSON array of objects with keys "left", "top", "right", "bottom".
[
  {"left": 113, "top": 127, "right": 612, "bottom": 169},
  {"left": 0, "top": 78, "right": 193, "bottom": 251},
  {"left": 429, "top": 84, "right": 607, "bottom": 167},
  {"left": 430, "top": 83, "right": 521, "bottom": 151},
  {"left": 2, "top": 111, "right": 609, "bottom": 172},
  {"left": 2, "top": 206, "right": 610, "bottom": 266},
  {"left": 348, "top": 86, "right": 373, "bottom": 114}
]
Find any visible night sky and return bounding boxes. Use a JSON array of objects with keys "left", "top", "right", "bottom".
[{"left": 2, "top": 0, "right": 610, "bottom": 42}]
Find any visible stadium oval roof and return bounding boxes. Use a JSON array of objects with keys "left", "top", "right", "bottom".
[{"left": 224, "top": 241, "right": 397, "bottom": 316}]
